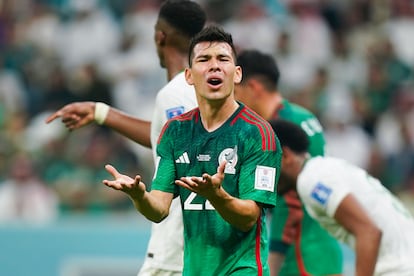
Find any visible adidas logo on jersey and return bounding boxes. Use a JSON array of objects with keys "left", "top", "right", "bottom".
[{"left": 175, "top": 152, "right": 190, "bottom": 164}]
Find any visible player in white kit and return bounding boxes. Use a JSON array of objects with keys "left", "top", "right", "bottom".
[{"left": 270, "top": 119, "right": 414, "bottom": 276}]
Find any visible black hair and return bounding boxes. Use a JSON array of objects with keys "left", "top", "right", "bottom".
[
  {"left": 269, "top": 119, "right": 309, "bottom": 153},
  {"left": 237, "top": 49, "right": 280, "bottom": 91},
  {"left": 188, "top": 25, "right": 237, "bottom": 66},
  {"left": 158, "top": 0, "right": 206, "bottom": 37}
]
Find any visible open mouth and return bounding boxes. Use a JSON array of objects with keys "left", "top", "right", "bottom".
[{"left": 207, "top": 78, "right": 223, "bottom": 86}]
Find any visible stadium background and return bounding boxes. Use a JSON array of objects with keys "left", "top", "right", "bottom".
[{"left": 0, "top": 0, "right": 413, "bottom": 275}]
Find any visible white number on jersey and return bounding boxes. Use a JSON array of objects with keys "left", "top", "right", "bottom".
[
  {"left": 184, "top": 192, "right": 215, "bottom": 210},
  {"left": 301, "top": 118, "right": 323, "bottom": 136}
]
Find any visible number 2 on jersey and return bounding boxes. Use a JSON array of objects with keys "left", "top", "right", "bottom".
[{"left": 184, "top": 192, "right": 215, "bottom": 210}]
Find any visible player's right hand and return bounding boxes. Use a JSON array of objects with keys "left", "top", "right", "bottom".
[
  {"left": 45, "top": 101, "right": 95, "bottom": 130},
  {"left": 103, "top": 164, "right": 146, "bottom": 198}
]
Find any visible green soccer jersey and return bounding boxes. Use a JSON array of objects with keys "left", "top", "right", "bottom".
[
  {"left": 152, "top": 103, "right": 282, "bottom": 276},
  {"left": 270, "top": 99, "right": 343, "bottom": 275},
  {"left": 277, "top": 100, "right": 325, "bottom": 156}
]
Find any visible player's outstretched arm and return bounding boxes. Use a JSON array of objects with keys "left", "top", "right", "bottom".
[
  {"left": 103, "top": 164, "right": 173, "bottom": 222},
  {"left": 175, "top": 161, "right": 261, "bottom": 232},
  {"left": 45, "top": 102, "right": 152, "bottom": 148},
  {"left": 334, "top": 194, "right": 382, "bottom": 276}
]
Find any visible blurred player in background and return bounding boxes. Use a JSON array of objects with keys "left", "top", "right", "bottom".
[
  {"left": 103, "top": 25, "right": 281, "bottom": 275},
  {"left": 46, "top": 1, "right": 206, "bottom": 275},
  {"left": 235, "top": 49, "right": 343, "bottom": 276},
  {"left": 270, "top": 119, "right": 414, "bottom": 276}
]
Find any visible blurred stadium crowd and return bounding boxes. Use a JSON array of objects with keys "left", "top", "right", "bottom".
[{"left": 0, "top": 0, "right": 413, "bottom": 223}]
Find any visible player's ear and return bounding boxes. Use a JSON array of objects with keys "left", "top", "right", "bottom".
[
  {"left": 281, "top": 146, "right": 294, "bottom": 164},
  {"left": 155, "top": 30, "right": 166, "bottom": 46},
  {"left": 233, "top": 65, "right": 242, "bottom": 84},
  {"left": 185, "top": 68, "right": 194, "bottom": 85}
]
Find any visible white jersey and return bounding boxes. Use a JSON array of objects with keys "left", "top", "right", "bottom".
[
  {"left": 140, "top": 72, "right": 197, "bottom": 273},
  {"left": 297, "top": 156, "right": 414, "bottom": 276}
]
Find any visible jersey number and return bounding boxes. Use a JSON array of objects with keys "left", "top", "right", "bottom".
[
  {"left": 184, "top": 192, "right": 215, "bottom": 210},
  {"left": 301, "top": 118, "right": 323, "bottom": 136}
]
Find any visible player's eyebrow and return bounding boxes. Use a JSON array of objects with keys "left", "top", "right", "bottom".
[
  {"left": 195, "top": 53, "right": 211, "bottom": 59},
  {"left": 195, "top": 53, "right": 232, "bottom": 61}
]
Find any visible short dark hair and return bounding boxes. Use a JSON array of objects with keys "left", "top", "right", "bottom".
[
  {"left": 269, "top": 119, "right": 309, "bottom": 153},
  {"left": 188, "top": 25, "right": 237, "bottom": 66},
  {"left": 237, "top": 50, "right": 280, "bottom": 91},
  {"left": 158, "top": 0, "right": 206, "bottom": 37}
]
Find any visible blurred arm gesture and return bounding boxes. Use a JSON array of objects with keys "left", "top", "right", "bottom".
[
  {"left": 45, "top": 101, "right": 152, "bottom": 148},
  {"left": 45, "top": 101, "right": 95, "bottom": 130}
]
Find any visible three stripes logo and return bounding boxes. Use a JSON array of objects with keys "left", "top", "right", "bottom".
[{"left": 175, "top": 152, "right": 190, "bottom": 164}]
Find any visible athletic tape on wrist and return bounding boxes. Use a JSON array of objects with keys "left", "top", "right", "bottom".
[{"left": 94, "top": 102, "right": 110, "bottom": 125}]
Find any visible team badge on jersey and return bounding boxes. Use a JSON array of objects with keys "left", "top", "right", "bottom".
[
  {"left": 166, "top": 106, "right": 185, "bottom": 119},
  {"left": 255, "top": 165, "right": 276, "bottom": 191},
  {"left": 311, "top": 182, "right": 332, "bottom": 205},
  {"left": 218, "top": 146, "right": 238, "bottom": 174}
]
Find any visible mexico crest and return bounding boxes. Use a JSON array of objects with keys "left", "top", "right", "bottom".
[{"left": 218, "top": 146, "right": 238, "bottom": 174}]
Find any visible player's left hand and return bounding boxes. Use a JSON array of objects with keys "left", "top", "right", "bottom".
[{"left": 175, "top": 161, "right": 226, "bottom": 198}]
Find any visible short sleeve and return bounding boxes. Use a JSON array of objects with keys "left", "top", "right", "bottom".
[
  {"left": 297, "top": 159, "right": 351, "bottom": 218},
  {"left": 238, "top": 128, "right": 282, "bottom": 208},
  {"left": 151, "top": 121, "right": 179, "bottom": 196}
]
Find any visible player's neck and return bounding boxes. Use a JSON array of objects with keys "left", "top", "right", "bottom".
[
  {"left": 165, "top": 49, "right": 188, "bottom": 81},
  {"left": 199, "top": 100, "right": 239, "bottom": 132}
]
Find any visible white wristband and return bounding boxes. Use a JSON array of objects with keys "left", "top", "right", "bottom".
[{"left": 94, "top": 102, "right": 110, "bottom": 125}]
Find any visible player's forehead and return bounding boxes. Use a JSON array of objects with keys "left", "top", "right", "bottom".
[{"left": 192, "top": 42, "right": 234, "bottom": 59}]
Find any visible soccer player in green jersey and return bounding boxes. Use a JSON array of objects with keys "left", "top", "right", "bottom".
[
  {"left": 103, "top": 26, "right": 282, "bottom": 275},
  {"left": 235, "top": 50, "right": 343, "bottom": 276}
]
